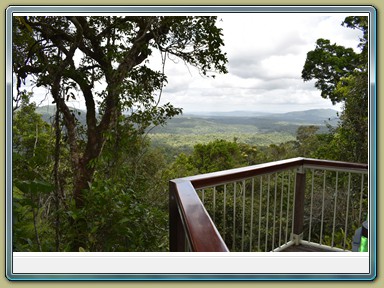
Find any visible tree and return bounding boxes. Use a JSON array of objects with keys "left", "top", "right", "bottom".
[
  {"left": 13, "top": 16, "right": 228, "bottom": 250},
  {"left": 13, "top": 16, "right": 227, "bottom": 206},
  {"left": 301, "top": 38, "right": 359, "bottom": 104},
  {"left": 12, "top": 96, "right": 54, "bottom": 182},
  {"left": 302, "top": 16, "right": 368, "bottom": 163},
  {"left": 12, "top": 96, "right": 57, "bottom": 251},
  {"left": 192, "top": 140, "right": 242, "bottom": 173},
  {"left": 295, "top": 125, "right": 320, "bottom": 157}
]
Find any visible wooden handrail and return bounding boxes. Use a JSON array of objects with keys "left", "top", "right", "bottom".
[
  {"left": 169, "top": 157, "right": 368, "bottom": 252},
  {"left": 182, "top": 158, "right": 367, "bottom": 190},
  {"left": 302, "top": 158, "right": 368, "bottom": 172},
  {"left": 184, "top": 157, "right": 305, "bottom": 189},
  {"left": 169, "top": 179, "right": 229, "bottom": 252}
]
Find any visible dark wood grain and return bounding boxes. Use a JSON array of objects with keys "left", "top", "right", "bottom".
[
  {"left": 170, "top": 179, "right": 229, "bottom": 252},
  {"left": 185, "top": 157, "right": 305, "bottom": 189},
  {"left": 293, "top": 171, "right": 306, "bottom": 235}
]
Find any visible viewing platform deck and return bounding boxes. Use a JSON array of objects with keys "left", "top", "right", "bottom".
[{"left": 169, "top": 157, "right": 368, "bottom": 252}]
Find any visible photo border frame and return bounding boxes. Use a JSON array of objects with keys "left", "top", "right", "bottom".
[{"left": 5, "top": 5, "right": 377, "bottom": 281}]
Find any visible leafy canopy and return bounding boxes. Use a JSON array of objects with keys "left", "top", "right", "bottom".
[
  {"left": 13, "top": 16, "right": 228, "bottom": 208},
  {"left": 301, "top": 16, "right": 368, "bottom": 163},
  {"left": 12, "top": 16, "right": 229, "bottom": 251}
]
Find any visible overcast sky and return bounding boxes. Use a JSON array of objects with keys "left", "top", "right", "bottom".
[
  {"left": 154, "top": 13, "right": 364, "bottom": 113},
  {"left": 28, "top": 13, "right": 364, "bottom": 114}
]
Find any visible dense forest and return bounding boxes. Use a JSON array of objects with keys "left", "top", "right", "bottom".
[{"left": 12, "top": 16, "right": 368, "bottom": 252}]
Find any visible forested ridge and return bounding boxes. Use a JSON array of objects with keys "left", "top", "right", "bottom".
[{"left": 12, "top": 16, "right": 368, "bottom": 252}]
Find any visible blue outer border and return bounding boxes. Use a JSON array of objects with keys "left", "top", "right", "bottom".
[
  {"left": 370, "top": 5, "right": 377, "bottom": 281},
  {"left": 5, "top": 5, "right": 377, "bottom": 281}
]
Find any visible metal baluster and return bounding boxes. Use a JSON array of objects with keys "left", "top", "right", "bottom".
[
  {"left": 343, "top": 173, "right": 352, "bottom": 250},
  {"left": 358, "top": 174, "right": 365, "bottom": 225},
  {"left": 233, "top": 182, "right": 237, "bottom": 251},
  {"left": 202, "top": 189, "right": 205, "bottom": 204},
  {"left": 223, "top": 184, "right": 227, "bottom": 242},
  {"left": 265, "top": 174, "right": 271, "bottom": 252},
  {"left": 320, "top": 170, "right": 326, "bottom": 245},
  {"left": 279, "top": 172, "right": 284, "bottom": 248},
  {"left": 250, "top": 178, "right": 255, "bottom": 251},
  {"left": 241, "top": 180, "right": 246, "bottom": 251},
  {"left": 258, "top": 176, "right": 263, "bottom": 251},
  {"left": 331, "top": 171, "right": 339, "bottom": 248},
  {"left": 272, "top": 173, "right": 278, "bottom": 251},
  {"left": 213, "top": 186, "right": 216, "bottom": 223}
]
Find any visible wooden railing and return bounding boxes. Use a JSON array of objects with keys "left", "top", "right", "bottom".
[{"left": 169, "top": 157, "right": 368, "bottom": 252}]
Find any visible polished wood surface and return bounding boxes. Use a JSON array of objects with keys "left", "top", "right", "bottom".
[{"left": 170, "top": 179, "right": 229, "bottom": 252}]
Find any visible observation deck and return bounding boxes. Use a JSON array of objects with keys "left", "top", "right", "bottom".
[{"left": 169, "top": 157, "right": 368, "bottom": 252}]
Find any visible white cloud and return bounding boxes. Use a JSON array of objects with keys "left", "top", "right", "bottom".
[
  {"left": 157, "top": 13, "right": 364, "bottom": 113},
  {"left": 26, "top": 13, "right": 363, "bottom": 114}
]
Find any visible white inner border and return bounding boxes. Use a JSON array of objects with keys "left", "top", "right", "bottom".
[{"left": 14, "top": 252, "right": 369, "bottom": 274}]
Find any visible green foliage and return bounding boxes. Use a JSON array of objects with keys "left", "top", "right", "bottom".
[
  {"left": 12, "top": 98, "right": 58, "bottom": 252},
  {"left": 68, "top": 178, "right": 168, "bottom": 252},
  {"left": 191, "top": 140, "right": 242, "bottom": 173},
  {"left": 14, "top": 179, "right": 54, "bottom": 196},
  {"left": 302, "top": 16, "right": 368, "bottom": 163},
  {"left": 150, "top": 132, "right": 295, "bottom": 157},
  {"left": 342, "top": 16, "right": 368, "bottom": 58},
  {"left": 302, "top": 38, "right": 359, "bottom": 104},
  {"left": 13, "top": 15, "right": 228, "bottom": 251},
  {"left": 164, "top": 124, "right": 368, "bottom": 251},
  {"left": 198, "top": 172, "right": 297, "bottom": 252},
  {"left": 301, "top": 169, "right": 368, "bottom": 250},
  {"left": 331, "top": 71, "right": 368, "bottom": 163},
  {"left": 166, "top": 139, "right": 263, "bottom": 178},
  {"left": 13, "top": 100, "right": 54, "bottom": 180},
  {"left": 13, "top": 178, "right": 58, "bottom": 251},
  {"left": 295, "top": 125, "right": 321, "bottom": 157},
  {"left": 150, "top": 111, "right": 337, "bottom": 136}
]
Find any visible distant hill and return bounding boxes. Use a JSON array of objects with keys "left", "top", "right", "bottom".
[
  {"left": 35, "top": 105, "right": 57, "bottom": 116},
  {"left": 150, "top": 109, "right": 339, "bottom": 136},
  {"left": 35, "top": 105, "right": 88, "bottom": 125},
  {"left": 266, "top": 109, "right": 339, "bottom": 123},
  {"left": 187, "top": 109, "right": 338, "bottom": 121},
  {"left": 186, "top": 111, "right": 272, "bottom": 117},
  {"left": 34, "top": 106, "right": 339, "bottom": 136}
]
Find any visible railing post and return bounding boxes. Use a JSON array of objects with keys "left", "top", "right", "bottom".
[
  {"left": 292, "top": 167, "right": 306, "bottom": 245},
  {"left": 169, "top": 181, "right": 186, "bottom": 252}
]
